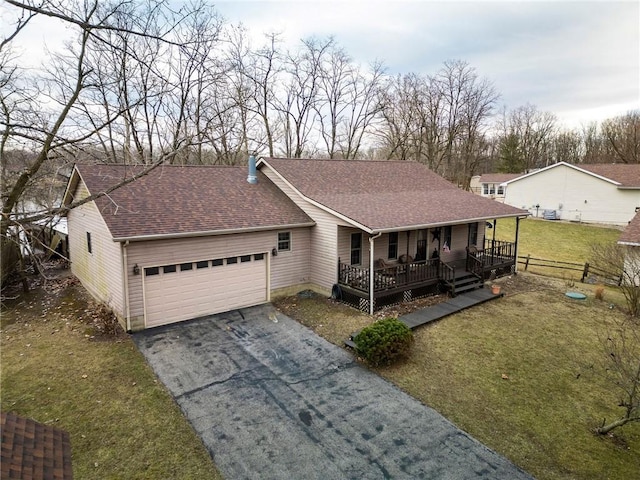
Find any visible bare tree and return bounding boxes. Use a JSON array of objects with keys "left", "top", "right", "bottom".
[
  {"left": 496, "top": 104, "right": 556, "bottom": 173},
  {"left": 602, "top": 110, "right": 640, "bottom": 164},
  {"left": 595, "top": 317, "right": 640, "bottom": 435},
  {"left": 1, "top": 0, "right": 222, "bottom": 282}
]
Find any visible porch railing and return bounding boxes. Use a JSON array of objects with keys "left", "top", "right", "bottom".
[
  {"left": 481, "top": 239, "right": 517, "bottom": 268},
  {"left": 338, "top": 258, "right": 440, "bottom": 293}
]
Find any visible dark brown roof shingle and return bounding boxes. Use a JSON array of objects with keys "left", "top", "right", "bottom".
[
  {"left": 619, "top": 211, "right": 640, "bottom": 245},
  {"left": 479, "top": 173, "right": 521, "bottom": 183},
  {"left": 69, "top": 164, "right": 313, "bottom": 239},
  {"left": 578, "top": 164, "right": 640, "bottom": 188},
  {"left": 261, "top": 158, "right": 527, "bottom": 231},
  {"left": 1, "top": 412, "right": 73, "bottom": 480}
]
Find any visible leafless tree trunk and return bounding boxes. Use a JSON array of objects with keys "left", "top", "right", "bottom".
[
  {"left": 602, "top": 111, "right": 640, "bottom": 164},
  {"left": 596, "top": 316, "right": 640, "bottom": 434}
]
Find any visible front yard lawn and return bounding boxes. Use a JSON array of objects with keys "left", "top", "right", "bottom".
[
  {"left": 1, "top": 277, "right": 222, "bottom": 480},
  {"left": 275, "top": 273, "right": 640, "bottom": 480}
]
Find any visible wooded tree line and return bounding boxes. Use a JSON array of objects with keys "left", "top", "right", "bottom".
[{"left": 2, "top": 0, "right": 639, "bottom": 226}]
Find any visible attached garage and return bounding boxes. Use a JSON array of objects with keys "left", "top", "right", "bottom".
[
  {"left": 64, "top": 162, "right": 314, "bottom": 331},
  {"left": 143, "top": 253, "right": 268, "bottom": 328}
]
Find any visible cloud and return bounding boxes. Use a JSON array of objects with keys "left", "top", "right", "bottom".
[{"left": 216, "top": 0, "right": 639, "bottom": 127}]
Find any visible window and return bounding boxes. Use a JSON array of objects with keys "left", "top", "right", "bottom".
[
  {"left": 489, "top": 184, "right": 496, "bottom": 195},
  {"left": 86, "top": 232, "right": 92, "bottom": 253},
  {"left": 226, "top": 257, "right": 238, "bottom": 264},
  {"left": 163, "top": 264, "right": 177, "bottom": 273},
  {"left": 212, "top": 259, "right": 223, "bottom": 266},
  {"left": 145, "top": 266, "right": 159, "bottom": 276},
  {"left": 497, "top": 185, "right": 504, "bottom": 195},
  {"left": 350, "top": 232, "right": 362, "bottom": 265},
  {"left": 254, "top": 253, "right": 264, "bottom": 261},
  {"left": 196, "top": 260, "right": 209, "bottom": 269},
  {"left": 388, "top": 232, "right": 398, "bottom": 260},
  {"left": 468, "top": 223, "right": 478, "bottom": 247},
  {"left": 240, "top": 255, "right": 251, "bottom": 263},
  {"left": 416, "top": 229, "right": 427, "bottom": 261},
  {"left": 278, "top": 231, "right": 291, "bottom": 251},
  {"left": 180, "top": 262, "right": 193, "bottom": 271},
  {"left": 483, "top": 184, "right": 489, "bottom": 195}
]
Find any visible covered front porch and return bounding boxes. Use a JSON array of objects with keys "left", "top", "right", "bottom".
[{"left": 335, "top": 218, "right": 522, "bottom": 313}]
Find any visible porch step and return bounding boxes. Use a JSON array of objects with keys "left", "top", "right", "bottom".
[{"left": 446, "top": 273, "right": 483, "bottom": 296}]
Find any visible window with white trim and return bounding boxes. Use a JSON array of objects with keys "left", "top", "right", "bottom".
[
  {"left": 278, "top": 231, "right": 291, "bottom": 252},
  {"left": 388, "top": 232, "right": 398, "bottom": 260},
  {"left": 350, "top": 232, "right": 362, "bottom": 265}
]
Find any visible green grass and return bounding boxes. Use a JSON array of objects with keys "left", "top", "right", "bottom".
[
  {"left": 493, "top": 217, "right": 622, "bottom": 279},
  {"left": 278, "top": 274, "right": 640, "bottom": 480},
  {"left": 1, "top": 285, "right": 223, "bottom": 480}
]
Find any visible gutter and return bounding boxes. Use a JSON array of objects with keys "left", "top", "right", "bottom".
[
  {"left": 368, "top": 213, "right": 530, "bottom": 235},
  {"left": 112, "top": 222, "right": 315, "bottom": 243},
  {"left": 369, "top": 232, "right": 382, "bottom": 315}
]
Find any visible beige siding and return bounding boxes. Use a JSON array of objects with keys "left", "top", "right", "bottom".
[
  {"left": 126, "top": 228, "right": 310, "bottom": 328},
  {"left": 67, "top": 180, "right": 124, "bottom": 317},
  {"left": 262, "top": 166, "right": 350, "bottom": 292},
  {"left": 503, "top": 165, "right": 640, "bottom": 225}
]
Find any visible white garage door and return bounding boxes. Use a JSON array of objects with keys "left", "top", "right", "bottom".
[{"left": 143, "top": 253, "right": 267, "bottom": 328}]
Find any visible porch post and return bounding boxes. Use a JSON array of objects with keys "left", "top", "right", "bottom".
[
  {"left": 369, "top": 233, "right": 381, "bottom": 315},
  {"left": 514, "top": 216, "right": 521, "bottom": 273}
]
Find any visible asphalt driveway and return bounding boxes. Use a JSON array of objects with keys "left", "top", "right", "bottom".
[{"left": 133, "top": 305, "right": 532, "bottom": 480}]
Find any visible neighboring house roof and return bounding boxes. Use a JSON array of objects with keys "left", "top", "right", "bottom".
[
  {"left": 260, "top": 158, "right": 528, "bottom": 233},
  {"left": 479, "top": 173, "right": 521, "bottom": 184},
  {"left": 64, "top": 164, "right": 314, "bottom": 241},
  {"left": 502, "top": 162, "right": 640, "bottom": 189},
  {"left": 578, "top": 164, "right": 640, "bottom": 188},
  {"left": 619, "top": 211, "right": 640, "bottom": 246}
]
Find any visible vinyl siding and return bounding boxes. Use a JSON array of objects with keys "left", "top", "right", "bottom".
[
  {"left": 262, "top": 165, "right": 350, "bottom": 292},
  {"left": 503, "top": 165, "right": 640, "bottom": 225},
  {"left": 67, "top": 180, "right": 124, "bottom": 317},
  {"left": 126, "top": 228, "right": 311, "bottom": 327}
]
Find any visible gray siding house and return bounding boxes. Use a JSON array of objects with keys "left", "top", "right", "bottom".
[{"left": 65, "top": 158, "right": 527, "bottom": 331}]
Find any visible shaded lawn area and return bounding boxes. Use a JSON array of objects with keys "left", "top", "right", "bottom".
[
  {"left": 493, "top": 217, "right": 622, "bottom": 279},
  {"left": 1, "top": 281, "right": 222, "bottom": 480},
  {"left": 275, "top": 274, "right": 640, "bottom": 480}
]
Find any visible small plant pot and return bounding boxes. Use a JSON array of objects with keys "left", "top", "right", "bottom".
[{"left": 491, "top": 284, "right": 501, "bottom": 295}]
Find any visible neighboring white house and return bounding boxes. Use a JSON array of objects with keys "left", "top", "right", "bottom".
[
  {"left": 470, "top": 173, "right": 521, "bottom": 202},
  {"left": 501, "top": 162, "right": 640, "bottom": 226}
]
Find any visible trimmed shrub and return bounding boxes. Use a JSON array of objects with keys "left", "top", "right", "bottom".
[{"left": 354, "top": 317, "right": 414, "bottom": 366}]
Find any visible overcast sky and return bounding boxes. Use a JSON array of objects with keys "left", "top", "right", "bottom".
[
  {"left": 4, "top": 0, "right": 639, "bottom": 130},
  {"left": 215, "top": 0, "right": 640, "bottom": 128}
]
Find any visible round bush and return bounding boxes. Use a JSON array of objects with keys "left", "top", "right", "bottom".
[{"left": 354, "top": 317, "right": 414, "bottom": 366}]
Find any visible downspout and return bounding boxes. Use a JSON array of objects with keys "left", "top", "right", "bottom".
[
  {"left": 122, "top": 240, "right": 131, "bottom": 332},
  {"left": 369, "top": 232, "right": 382, "bottom": 315},
  {"left": 266, "top": 249, "right": 271, "bottom": 302}
]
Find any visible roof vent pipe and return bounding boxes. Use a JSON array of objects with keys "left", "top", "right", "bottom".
[{"left": 247, "top": 155, "right": 258, "bottom": 184}]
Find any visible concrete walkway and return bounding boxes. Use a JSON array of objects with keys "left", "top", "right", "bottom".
[
  {"left": 346, "top": 287, "right": 503, "bottom": 348},
  {"left": 134, "top": 305, "right": 532, "bottom": 480}
]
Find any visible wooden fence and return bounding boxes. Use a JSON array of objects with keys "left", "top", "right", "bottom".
[{"left": 518, "top": 254, "right": 622, "bottom": 285}]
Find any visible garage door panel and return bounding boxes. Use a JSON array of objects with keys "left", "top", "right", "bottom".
[{"left": 144, "top": 256, "right": 267, "bottom": 328}]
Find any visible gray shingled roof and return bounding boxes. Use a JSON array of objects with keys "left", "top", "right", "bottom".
[
  {"left": 68, "top": 164, "right": 314, "bottom": 240},
  {"left": 261, "top": 158, "right": 528, "bottom": 232},
  {"left": 619, "top": 211, "right": 640, "bottom": 245}
]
